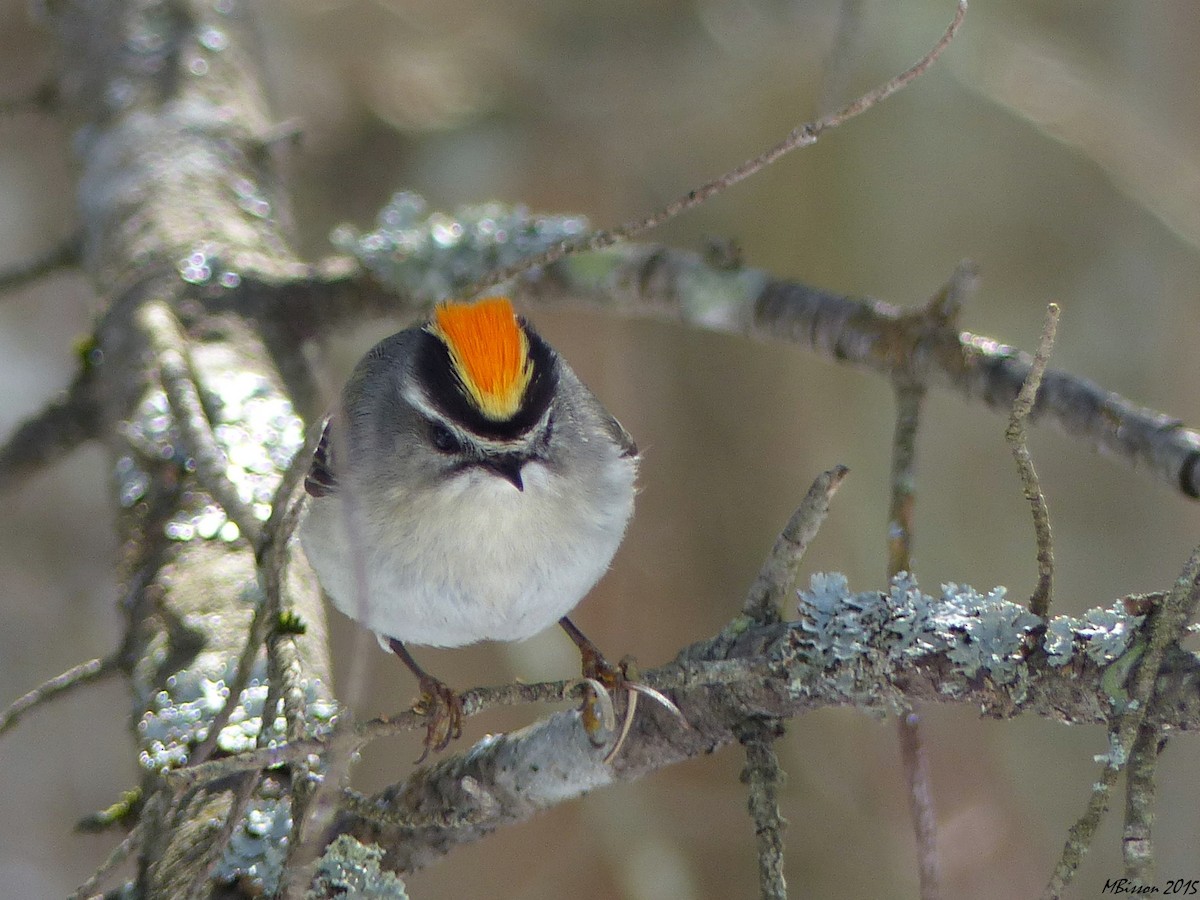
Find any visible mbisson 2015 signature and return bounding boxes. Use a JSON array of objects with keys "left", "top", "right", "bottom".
[{"left": 1102, "top": 878, "right": 1200, "bottom": 896}]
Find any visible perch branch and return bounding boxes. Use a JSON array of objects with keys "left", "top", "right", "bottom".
[{"left": 151, "top": 570, "right": 1200, "bottom": 875}]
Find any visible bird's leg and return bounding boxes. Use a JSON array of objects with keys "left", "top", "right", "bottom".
[
  {"left": 558, "top": 617, "right": 686, "bottom": 761},
  {"left": 559, "top": 616, "right": 624, "bottom": 689},
  {"left": 388, "top": 638, "right": 463, "bottom": 761},
  {"left": 558, "top": 615, "right": 627, "bottom": 744}
]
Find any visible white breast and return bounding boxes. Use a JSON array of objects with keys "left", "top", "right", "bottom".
[{"left": 299, "top": 456, "right": 636, "bottom": 648}]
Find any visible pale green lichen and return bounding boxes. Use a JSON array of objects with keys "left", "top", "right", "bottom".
[
  {"left": 214, "top": 793, "right": 293, "bottom": 895},
  {"left": 137, "top": 655, "right": 337, "bottom": 771},
  {"left": 331, "top": 191, "right": 589, "bottom": 301},
  {"left": 1045, "top": 602, "right": 1143, "bottom": 667},
  {"left": 793, "top": 573, "right": 1145, "bottom": 704},
  {"left": 116, "top": 368, "right": 303, "bottom": 541},
  {"left": 306, "top": 835, "right": 409, "bottom": 899}
]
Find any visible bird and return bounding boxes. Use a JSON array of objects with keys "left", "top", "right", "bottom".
[{"left": 299, "top": 296, "right": 638, "bottom": 756}]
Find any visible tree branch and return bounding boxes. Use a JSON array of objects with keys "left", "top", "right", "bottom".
[
  {"left": 0, "top": 359, "right": 103, "bottom": 491},
  {"left": 327, "top": 576, "right": 1198, "bottom": 872},
  {"left": 292, "top": 239, "right": 1200, "bottom": 505}
]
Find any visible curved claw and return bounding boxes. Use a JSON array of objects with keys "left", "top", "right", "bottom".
[{"left": 413, "top": 675, "right": 464, "bottom": 762}]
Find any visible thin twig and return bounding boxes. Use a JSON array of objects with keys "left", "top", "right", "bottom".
[
  {"left": 898, "top": 710, "right": 940, "bottom": 900},
  {"left": 0, "top": 654, "right": 119, "bottom": 737},
  {"left": 743, "top": 466, "right": 850, "bottom": 626},
  {"left": 1043, "top": 540, "right": 1200, "bottom": 897},
  {"left": 887, "top": 383, "right": 941, "bottom": 900},
  {"left": 188, "top": 605, "right": 269, "bottom": 767},
  {"left": 738, "top": 720, "right": 788, "bottom": 900},
  {"left": 461, "top": 0, "right": 967, "bottom": 299},
  {"left": 0, "top": 232, "right": 79, "bottom": 293},
  {"left": 190, "top": 427, "right": 320, "bottom": 766},
  {"left": 887, "top": 385, "right": 925, "bottom": 579},
  {"left": 1006, "top": 303, "right": 1060, "bottom": 618},
  {"left": 258, "top": 494, "right": 311, "bottom": 746},
  {"left": 256, "top": 434, "right": 325, "bottom": 898},
  {"left": 137, "top": 301, "right": 264, "bottom": 546},
  {"left": 69, "top": 821, "right": 143, "bottom": 900},
  {"left": 1122, "top": 725, "right": 1161, "bottom": 882}
]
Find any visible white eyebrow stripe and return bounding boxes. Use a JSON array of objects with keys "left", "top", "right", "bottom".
[{"left": 401, "top": 380, "right": 551, "bottom": 454}]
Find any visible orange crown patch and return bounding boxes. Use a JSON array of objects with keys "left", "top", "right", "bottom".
[{"left": 429, "top": 297, "right": 533, "bottom": 421}]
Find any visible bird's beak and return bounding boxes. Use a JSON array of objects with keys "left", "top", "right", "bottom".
[{"left": 485, "top": 455, "right": 525, "bottom": 491}]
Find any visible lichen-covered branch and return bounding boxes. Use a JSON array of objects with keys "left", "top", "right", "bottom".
[
  {"left": 40, "top": 2, "right": 336, "bottom": 897},
  {"left": 333, "top": 574, "right": 1199, "bottom": 872},
  {"left": 291, "top": 212, "right": 1200, "bottom": 504},
  {"left": 18, "top": 0, "right": 1200, "bottom": 896}
]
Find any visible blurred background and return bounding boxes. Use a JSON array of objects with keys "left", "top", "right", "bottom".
[{"left": 2, "top": 0, "right": 1199, "bottom": 897}]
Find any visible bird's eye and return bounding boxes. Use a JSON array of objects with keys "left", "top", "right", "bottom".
[{"left": 430, "top": 423, "right": 462, "bottom": 454}]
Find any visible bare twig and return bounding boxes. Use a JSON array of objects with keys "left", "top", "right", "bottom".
[
  {"left": 137, "top": 302, "right": 264, "bottom": 545},
  {"left": 743, "top": 465, "right": 850, "bottom": 625},
  {"left": 1042, "top": 732, "right": 1122, "bottom": 900},
  {"left": 278, "top": 719, "right": 365, "bottom": 899},
  {"left": 887, "top": 385, "right": 925, "bottom": 579},
  {"left": 898, "top": 710, "right": 940, "bottom": 900},
  {"left": 1006, "top": 303, "right": 1060, "bottom": 618},
  {"left": 738, "top": 720, "right": 788, "bottom": 900},
  {"left": 187, "top": 602, "right": 269, "bottom": 766},
  {"left": 462, "top": 0, "right": 967, "bottom": 298},
  {"left": 0, "top": 232, "right": 79, "bottom": 293},
  {"left": 0, "top": 654, "right": 119, "bottom": 737},
  {"left": 258, "top": 493, "right": 310, "bottom": 747},
  {"left": 69, "top": 821, "right": 143, "bottom": 900},
  {"left": 1122, "top": 725, "right": 1161, "bottom": 882},
  {"left": 189, "top": 428, "right": 320, "bottom": 767},
  {"left": 887, "top": 383, "right": 941, "bottom": 900}
]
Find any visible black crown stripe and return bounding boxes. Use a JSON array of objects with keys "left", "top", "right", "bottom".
[{"left": 416, "top": 322, "right": 557, "bottom": 440}]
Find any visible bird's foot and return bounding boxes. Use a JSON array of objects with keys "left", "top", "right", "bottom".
[
  {"left": 388, "top": 638, "right": 464, "bottom": 762},
  {"left": 412, "top": 674, "right": 464, "bottom": 762}
]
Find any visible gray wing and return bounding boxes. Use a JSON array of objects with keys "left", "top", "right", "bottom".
[
  {"left": 303, "top": 419, "right": 337, "bottom": 497},
  {"left": 603, "top": 411, "right": 638, "bottom": 459}
]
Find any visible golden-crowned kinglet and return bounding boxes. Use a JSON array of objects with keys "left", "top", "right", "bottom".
[{"left": 299, "top": 297, "right": 637, "bottom": 754}]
